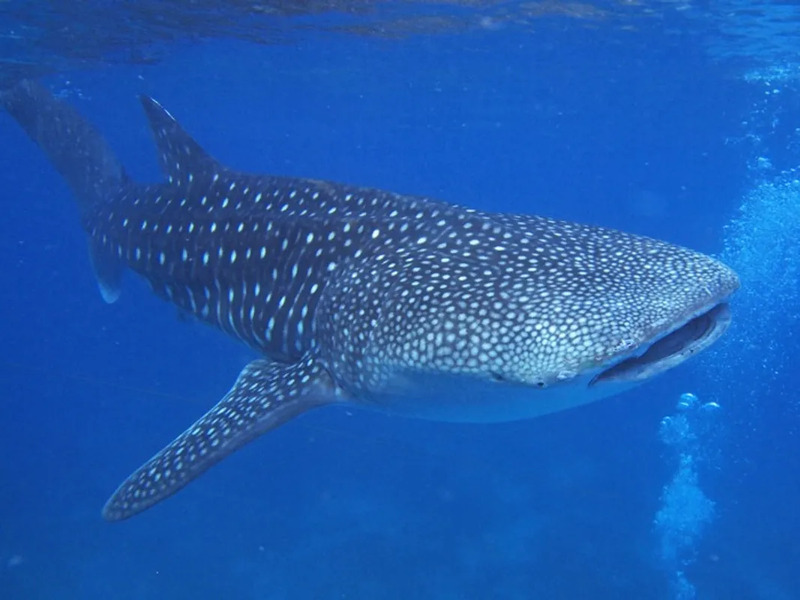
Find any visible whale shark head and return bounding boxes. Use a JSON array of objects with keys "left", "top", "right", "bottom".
[{"left": 317, "top": 211, "right": 739, "bottom": 421}]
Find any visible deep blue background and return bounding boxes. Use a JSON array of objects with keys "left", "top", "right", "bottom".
[{"left": 1, "top": 10, "right": 798, "bottom": 600}]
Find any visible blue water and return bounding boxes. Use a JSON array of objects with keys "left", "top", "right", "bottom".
[{"left": 0, "top": 2, "right": 798, "bottom": 598}]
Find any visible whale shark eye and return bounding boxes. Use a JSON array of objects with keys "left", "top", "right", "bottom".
[{"left": 489, "top": 371, "right": 506, "bottom": 382}]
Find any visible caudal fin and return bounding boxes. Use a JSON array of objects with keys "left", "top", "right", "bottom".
[
  {"left": 1, "top": 80, "right": 127, "bottom": 213},
  {"left": 2, "top": 81, "right": 128, "bottom": 302}
]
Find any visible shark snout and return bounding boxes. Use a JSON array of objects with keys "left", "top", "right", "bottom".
[{"left": 590, "top": 254, "right": 739, "bottom": 386}]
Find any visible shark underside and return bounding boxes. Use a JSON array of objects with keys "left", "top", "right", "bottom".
[{"left": 1, "top": 81, "right": 739, "bottom": 521}]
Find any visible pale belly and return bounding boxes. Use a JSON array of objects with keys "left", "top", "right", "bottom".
[{"left": 356, "top": 369, "right": 639, "bottom": 423}]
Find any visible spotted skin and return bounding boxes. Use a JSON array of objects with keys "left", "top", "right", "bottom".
[
  {"left": 102, "top": 355, "right": 333, "bottom": 521},
  {"left": 2, "top": 81, "right": 739, "bottom": 520},
  {"left": 318, "top": 211, "right": 733, "bottom": 398}
]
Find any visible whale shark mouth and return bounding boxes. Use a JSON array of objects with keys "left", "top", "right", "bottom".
[{"left": 591, "top": 302, "right": 731, "bottom": 386}]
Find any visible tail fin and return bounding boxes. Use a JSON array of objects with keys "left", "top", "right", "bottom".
[
  {"left": 1, "top": 80, "right": 127, "bottom": 213},
  {"left": 2, "top": 81, "right": 127, "bottom": 302}
]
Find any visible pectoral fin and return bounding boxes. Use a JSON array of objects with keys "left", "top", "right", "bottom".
[{"left": 103, "top": 354, "right": 337, "bottom": 521}]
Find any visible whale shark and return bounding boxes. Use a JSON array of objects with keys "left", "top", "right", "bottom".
[{"left": 1, "top": 80, "right": 739, "bottom": 521}]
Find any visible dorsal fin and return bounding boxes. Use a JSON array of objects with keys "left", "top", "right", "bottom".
[{"left": 139, "top": 96, "right": 221, "bottom": 186}]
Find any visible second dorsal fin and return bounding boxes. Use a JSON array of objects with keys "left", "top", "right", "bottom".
[{"left": 139, "top": 95, "right": 221, "bottom": 186}]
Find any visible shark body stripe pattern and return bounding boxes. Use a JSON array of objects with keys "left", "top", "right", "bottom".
[{"left": 1, "top": 81, "right": 739, "bottom": 520}]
